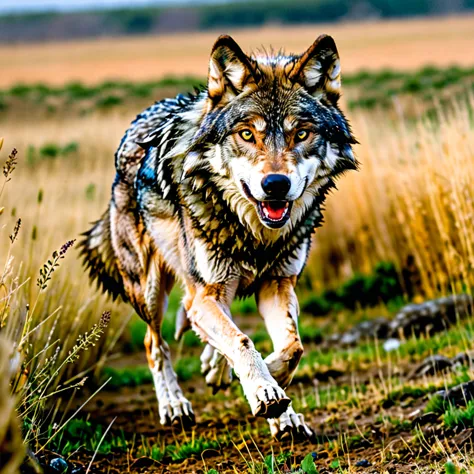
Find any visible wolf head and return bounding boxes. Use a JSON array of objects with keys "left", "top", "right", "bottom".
[{"left": 185, "top": 34, "right": 357, "bottom": 235}]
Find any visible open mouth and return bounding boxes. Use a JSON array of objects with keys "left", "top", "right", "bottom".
[{"left": 241, "top": 181, "right": 292, "bottom": 229}]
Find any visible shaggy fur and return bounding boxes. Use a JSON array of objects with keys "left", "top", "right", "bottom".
[{"left": 81, "top": 34, "right": 357, "bottom": 437}]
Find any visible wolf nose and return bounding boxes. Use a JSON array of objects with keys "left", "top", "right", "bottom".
[{"left": 261, "top": 174, "right": 291, "bottom": 199}]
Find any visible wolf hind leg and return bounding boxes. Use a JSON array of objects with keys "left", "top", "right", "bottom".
[
  {"left": 141, "top": 266, "right": 195, "bottom": 427},
  {"left": 144, "top": 325, "right": 195, "bottom": 427},
  {"left": 117, "top": 243, "right": 194, "bottom": 426},
  {"left": 200, "top": 344, "right": 232, "bottom": 393}
]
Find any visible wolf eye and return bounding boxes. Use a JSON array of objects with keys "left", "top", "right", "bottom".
[
  {"left": 239, "top": 129, "right": 254, "bottom": 142},
  {"left": 295, "top": 129, "right": 310, "bottom": 143}
]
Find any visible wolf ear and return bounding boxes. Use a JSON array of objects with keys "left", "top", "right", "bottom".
[
  {"left": 290, "top": 35, "right": 341, "bottom": 103},
  {"left": 207, "top": 35, "right": 258, "bottom": 104}
]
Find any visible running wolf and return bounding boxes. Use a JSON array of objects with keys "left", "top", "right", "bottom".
[{"left": 81, "top": 34, "right": 357, "bottom": 438}]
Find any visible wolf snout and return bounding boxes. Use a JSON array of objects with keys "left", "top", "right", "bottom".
[{"left": 261, "top": 174, "right": 291, "bottom": 199}]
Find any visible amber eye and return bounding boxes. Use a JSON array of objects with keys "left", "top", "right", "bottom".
[
  {"left": 239, "top": 129, "right": 254, "bottom": 142},
  {"left": 295, "top": 129, "right": 310, "bottom": 143}
]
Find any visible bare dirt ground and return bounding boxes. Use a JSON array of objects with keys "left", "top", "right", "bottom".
[
  {"left": 2, "top": 15, "right": 474, "bottom": 87},
  {"left": 55, "top": 335, "right": 474, "bottom": 474}
]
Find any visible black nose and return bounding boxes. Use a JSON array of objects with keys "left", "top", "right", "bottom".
[{"left": 261, "top": 174, "right": 291, "bottom": 198}]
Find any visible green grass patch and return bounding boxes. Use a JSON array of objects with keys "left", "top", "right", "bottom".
[
  {"left": 175, "top": 356, "right": 201, "bottom": 382},
  {"left": 102, "top": 365, "right": 152, "bottom": 389},
  {"left": 231, "top": 296, "right": 257, "bottom": 314},
  {"left": 27, "top": 141, "right": 79, "bottom": 165},
  {"left": 139, "top": 435, "right": 223, "bottom": 462},
  {"left": 46, "top": 418, "right": 127, "bottom": 456},
  {"left": 102, "top": 356, "right": 201, "bottom": 389},
  {"left": 444, "top": 400, "right": 474, "bottom": 430},
  {"left": 300, "top": 262, "right": 404, "bottom": 316}
]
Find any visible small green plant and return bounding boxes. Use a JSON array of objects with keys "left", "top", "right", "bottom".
[
  {"left": 301, "top": 453, "right": 318, "bottom": 474},
  {"left": 137, "top": 435, "right": 165, "bottom": 461},
  {"left": 445, "top": 461, "right": 458, "bottom": 474},
  {"left": 263, "top": 451, "right": 292, "bottom": 474},
  {"left": 85, "top": 183, "right": 96, "bottom": 201},
  {"left": 168, "top": 436, "right": 222, "bottom": 461}
]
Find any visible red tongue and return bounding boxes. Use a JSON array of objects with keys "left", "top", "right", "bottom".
[{"left": 264, "top": 202, "right": 286, "bottom": 220}]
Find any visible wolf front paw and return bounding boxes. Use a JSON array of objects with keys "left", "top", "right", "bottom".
[
  {"left": 200, "top": 344, "right": 233, "bottom": 393},
  {"left": 268, "top": 406, "right": 314, "bottom": 440},
  {"left": 247, "top": 382, "right": 291, "bottom": 419},
  {"left": 159, "top": 397, "right": 195, "bottom": 428}
]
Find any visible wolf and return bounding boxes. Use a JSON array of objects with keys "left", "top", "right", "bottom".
[{"left": 80, "top": 34, "right": 357, "bottom": 438}]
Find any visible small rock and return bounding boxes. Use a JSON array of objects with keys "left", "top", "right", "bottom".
[
  {"left": 411, "top": 411, "right": 440, "bottom": 427},
  {"left": 50, "top": 458, "right": 68, "bottom": 473},
  {"left": 339, "top": 317, "right": 390, "bottom": 346},
  {"left": 340, "top": 331, "right": 361, "bottom": 346},
  {"left": 407, "top": 408, "right": 422, "bottom": 419},
  {"left": 327, "top": 334, "right": 341, "bottom": 345},
  {"left": 408, "top": 355, "right": 453, "bottom": 379},
  {"left": 383, "top": 338, "right": 401, "bottom": 352},
  {"left": 389, "top": 294, "right": 472, "bottom": 338},
  {"left": 452, "top": 352, "right": 474, "bottom": 367},
  {"left": 313, "top": 368, "right": 344, "bottom": 382},
  {"left": 355, "top": 459, "right": 371, "bottom": 467},
  {"left": 437, "top": 381, "right": 474, "bottom": 407}
]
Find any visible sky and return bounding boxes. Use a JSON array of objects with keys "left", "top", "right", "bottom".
[{"left": 0, "top": 0, "right": 217, "bottom": 14}]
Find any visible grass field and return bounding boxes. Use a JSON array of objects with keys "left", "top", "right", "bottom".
[
  {"left": 2, "top": 15, "right": 474, "bottom": 87},
  {"left": 2, "top": 15, "right": 474, "bottom": 474}
]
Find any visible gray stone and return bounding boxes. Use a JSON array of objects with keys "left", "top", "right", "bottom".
[{"left": 408, "top": 355, "right": 453, "bottom": 379}]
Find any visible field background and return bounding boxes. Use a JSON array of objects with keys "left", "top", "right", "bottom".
[
  {"left": 2, "top": 11, "right": 474, "bottom": 474},
  {"left": 2, "top": 15, "right": 474, "bottom": 87}
]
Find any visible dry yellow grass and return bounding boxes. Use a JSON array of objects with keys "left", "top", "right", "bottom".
[
  {"left": 311, "top": 97, "right": 474, "bottom": 298},
  {"left": 2, "top": 14, "right": 474, "bottom": 87}
]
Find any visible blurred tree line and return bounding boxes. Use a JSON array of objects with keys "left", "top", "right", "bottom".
[{"left": 1, "top": 0, "right": 473, "bottom": 43}]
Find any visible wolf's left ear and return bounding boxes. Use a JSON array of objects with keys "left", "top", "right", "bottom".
[
  {"left": 207, "top": 35, "right": 259, "bottom": 104},
  {"left": 290, "top": 35, "right": 341, "bottom": 103}
]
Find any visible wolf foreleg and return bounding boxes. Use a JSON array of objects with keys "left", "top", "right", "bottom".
[
  {"left": 257, "top": 278, "right": 314, "bottom": 438},
  {"left": 188, "top": 283, "right": 290, "bottom": 419},
  {"left": 257, "top": 277, "right": 303, "bottom": 389}
]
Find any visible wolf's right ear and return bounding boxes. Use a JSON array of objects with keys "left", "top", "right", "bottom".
[
  {"left": 207, "top": 35, "right": 258, "bottom": 104},
  {"left": 289, "top": 35, "right": 341, "bottom": 103}
]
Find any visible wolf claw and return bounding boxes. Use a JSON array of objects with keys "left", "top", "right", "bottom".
[
  {"left": 159, "top": 398, "right": 195, "bottom": 428},
  {"left": 268, "top": 406, "right": 314, "bottom": 439},
  {"left": 251, "top": 383, "right": 290, "bottom": 419}
]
